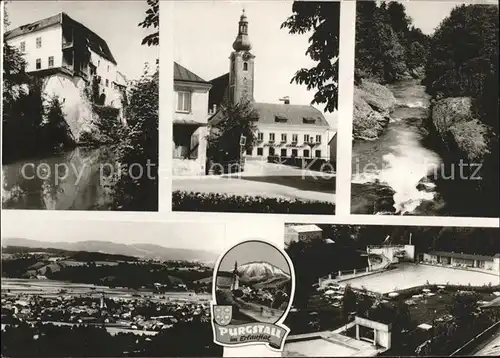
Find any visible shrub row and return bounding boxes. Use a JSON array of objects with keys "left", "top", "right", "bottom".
[
  {"left": 267, "top": 155, "right": 336, "bottom": 172},
  {"left": 172, "top": 191, "right": 335, "bottom": 214},
  {"left": 383, "top": 282, "right": 500, "bottom": 300}
]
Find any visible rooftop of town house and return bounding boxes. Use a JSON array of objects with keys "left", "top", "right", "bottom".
[
  {"left": 428, "top": 251, "right": 500, "bottom": 261},
  {"left": 174, "top": 62, "right": 210, "bottom": 84},
  {"left": 5, "top": 12, "right": 117, "bottom": 65}
]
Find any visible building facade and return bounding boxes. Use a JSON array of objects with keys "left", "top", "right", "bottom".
[
  {"left": 421, "top": 251, "right": 500, "bottom": 273},
  {"left": 5, "top": 12, "right": 124, "bottom": 109},
  {"left": 208, "top": 11, "right": 335, "bottom": 161},
  {"left": 285, "top": 224, "right": 323, "bottom": 247}
]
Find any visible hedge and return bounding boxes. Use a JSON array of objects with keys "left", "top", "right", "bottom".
[
  {"left": 267, "top": 155, "right": 336, "bottom": 172},
  {"left": 172, "top": 191, "right": 336, "bottom": 214},
  {"left": 383, "top": 283, "right": 500, "bottom": 300}
]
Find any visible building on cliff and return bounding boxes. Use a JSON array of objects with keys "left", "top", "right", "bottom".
[
  {"left": 208, "top": 11, "right": 337, "bottom": 160},
  {"left": 5, "top": 12, "right": 125, "bottom": 110}
]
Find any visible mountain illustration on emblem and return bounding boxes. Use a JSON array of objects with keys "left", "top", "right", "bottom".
[{"left": 214, "top": 240, "right": 293, "bottom": 325}]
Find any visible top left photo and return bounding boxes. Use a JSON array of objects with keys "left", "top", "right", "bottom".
[{"left": 2, "top": 0, "right": 159, "bottom": 211}]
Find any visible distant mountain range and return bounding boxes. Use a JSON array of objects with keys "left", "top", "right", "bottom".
[
  {"left": 2, "top": 238, "right": 219, "bottom": 262},
  {"left": 237, "top": 261, "right": 291, "bottom": 288}
]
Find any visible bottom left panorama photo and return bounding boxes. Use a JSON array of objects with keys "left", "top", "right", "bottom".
[{"left": 0, "top": 217, "right": 228, "bottom": 357}]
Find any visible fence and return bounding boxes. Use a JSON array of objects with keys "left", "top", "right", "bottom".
[{"left": 267, "top": 155, "right": 336, "bottom": 173}]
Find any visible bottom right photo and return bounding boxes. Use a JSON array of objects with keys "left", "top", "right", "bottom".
[{"left": 282, "top": 223, "right": 500, "bottom": 357}]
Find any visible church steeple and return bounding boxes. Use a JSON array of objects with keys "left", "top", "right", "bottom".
[{"left": 232, "top": 9, "right": 252, "bottom": 51}]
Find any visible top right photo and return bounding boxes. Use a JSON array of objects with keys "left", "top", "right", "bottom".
[{"left": 350, "top": 1, "right": 499, "bottom": 218}]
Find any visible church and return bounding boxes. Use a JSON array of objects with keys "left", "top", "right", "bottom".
[
  {"left": 208, "top": 10, "right": 336, "bottom": 160},
  {"left": 172, "top": 10, "right": 336, "bottom": 175}
]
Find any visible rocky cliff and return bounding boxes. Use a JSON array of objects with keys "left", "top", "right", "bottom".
[{"left": 353, "top": 80, "right": 397, "bottom": 140}]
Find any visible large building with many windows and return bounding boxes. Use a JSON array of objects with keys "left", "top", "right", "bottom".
[
  {"left": 5, "top": 12, "right": 126, "bottom": 108},
  {"left": 208, "top": 11, "right": 337, "bottom": 160}
]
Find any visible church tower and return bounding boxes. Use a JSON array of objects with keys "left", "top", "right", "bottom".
[
  {"left": 230, "top": 261, "right": 240, "bottom": 291},
  {"left": 228, "top": 10, "right": 255, "bottom": 105}
]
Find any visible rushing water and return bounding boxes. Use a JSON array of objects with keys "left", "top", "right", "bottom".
[
  {"left": 352, "top": 79, "right": 445, "bottom": 215},
  {"left": 2, "top": 146, "right": 118, "bottom": 210}
]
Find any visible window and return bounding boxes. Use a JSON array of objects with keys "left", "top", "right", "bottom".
[
  {"left": 48, "top": 56, "right": 54, "bottom": 67},
  {"left": 243, "top": 62, "right": 248, "bottom": 71},
  {"left": 269, "top": 133, "right": 275, "bottom": 142},
  {"left": 98, "top": 60, "right": 101, "bottom": 66},
  {"left": 316, "top": 135, "right": 322, "bottom": 144},
  {"left": 281, "top": 149, "right": 287, "bottom": 157},
  {"left": 246, "top": 148, "right": 252, "bottom": 155},
  {"left": 36, "top": 58, "right": 41, "bottom": 70},
  {"left": 303, "top": 117, "right": 316, "bottom": 124},
  {"left": 257, "top": 132, "right": 264, "bottom": 141},
  {"left": 291, "top": 149, "right": 298, "bottom": 157},
  {"left": 176, "top": 91, "right": 192, "bottom": 112},
  {"left": 107, "top": 65, "right": 110, "bottom": 72},
  {"left": 315, "top": 150, "right": 321, "bottom": 158},
  {"left": 106, "top": 79, "right": 109, "bottom": 87},
  {"left": 20, "top": 41, "right": 26, "bottom": 52},
  {"left": 257, "top": 147, "right": 263, "bottom": 156},
  {"left": 304, "top": 134, "right": 310, "bottom": 143},
  {"left": 281, "top": 133, "right": 287, "bottom": 142},
  {"left": 303, "top": 149, "right": 310, "bottom": 158},
  {"left": 292, "top": 134, "right": 298, "bottom": 143},
  {"left": 269, "top": 147, "right": 275, "bottom": 156},
  {"left": 36, "top": 37, "right": 42, "bottom": 48}
]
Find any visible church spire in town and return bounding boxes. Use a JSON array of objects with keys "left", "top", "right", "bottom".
[{"left": 232, "top": 9, "right": 252, "bottom": 51}]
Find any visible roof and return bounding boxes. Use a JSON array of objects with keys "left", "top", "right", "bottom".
[
  {"left": 289, "top": 224, "right": 323, "bottom": 233},
  {"left": 253, "top": 102, "right": 330, "bottom": 127},
  {"left": 174, "top": 62, "right": 209, "bottom": 84},
  {"left": 428, "top": 251, "right": 497, "bottom": 261},
  {"left": 6, "top": 13, "right": 117, "bottom": 65}
]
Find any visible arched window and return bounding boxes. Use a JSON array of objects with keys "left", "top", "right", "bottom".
[{"left": 243, "top": 62, "right": 248, "bottom": 71}]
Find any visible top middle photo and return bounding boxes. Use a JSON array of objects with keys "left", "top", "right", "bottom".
[{"left": 171, "top": 1, "right": 340, "bottom": 215}]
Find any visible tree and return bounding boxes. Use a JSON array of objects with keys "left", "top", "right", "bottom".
[
  {"left": 281, "top": 1, "right": 340, "bottom": 113},
  {"left": 207, "top": 98, "right": 258, "bottom": 164},
  {"left": 448, "top": 291, "right": 480, "bottom": 327},
  {"left": 139, "top": 0, "right": 159, "bottom": 46}
]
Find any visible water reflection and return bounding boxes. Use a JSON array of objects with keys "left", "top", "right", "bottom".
[{"left": 2, "top": 146, "right": 118, "bottom": 210}]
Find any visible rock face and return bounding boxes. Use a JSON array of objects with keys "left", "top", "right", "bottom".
[
  {"left": 353, "top": 80, "right": 397, "bottom": 140},
  {"left": 430, "top": 97, "right": 490, "bottom": 161}
]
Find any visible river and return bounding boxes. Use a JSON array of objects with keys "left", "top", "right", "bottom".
[
  {"left": 351, "top": 79, "right": 445, "bottom": 215},
  {"left": 2, "top": 146, "right": 118, "bottom": 210}
]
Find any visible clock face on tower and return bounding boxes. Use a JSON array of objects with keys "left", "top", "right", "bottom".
[{"left": 242, "top": 52, "right": 251, "bottom": 61}]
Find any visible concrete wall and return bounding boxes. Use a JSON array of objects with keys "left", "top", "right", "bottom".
[
  {"left": 285, "top": 226, "right": 299, "bottom": 247},
  {"left": 8, "top": 24, "right": 63, "bottom": 72},
  {"left": 354, "top": 316, "right": 391, "bottom": 350},
  {"left": 248, "top": 124, "right": 332, "bottom": 160},
  {"left": 368, "top": 245, "right": 415, "bottom": 263}
]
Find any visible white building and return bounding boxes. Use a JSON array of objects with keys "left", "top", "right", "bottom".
[
  {"left": 5, "top": 12, "right": 124, "bottom": 109},
  {"left": 285, "top": 224, "right": 323, "bottom": 247},
  {"left": 421, "top": 251, "right": 500, "bottom": 273}
]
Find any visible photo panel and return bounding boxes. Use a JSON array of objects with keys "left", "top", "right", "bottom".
[
  {"left": 350, "top": 0, "right": 499, "bottom": 217},
  {"left": 171, "top": 1, "right": 340, "bottom": 215},
  {"left": 283, "top": 221, "right": 500, "bottom": 357},
  {"left": 2, "top": 0, "right": 159, "bottom": 211},
  {"left": 1, "top": 213, "right": 228, "bottom": 357}
]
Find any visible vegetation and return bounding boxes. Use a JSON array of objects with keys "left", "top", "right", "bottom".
[
  {"left": 355, "top": 1, "right": 430, "bottom": 83},
  {"left": 281, "top": 1, "right": 340, "bottom": 112},
  {"left": 172, "top": 191, "right": 336, "bottom": 214},
  {"left": 111, "top": 2, "right": 160, "bottom": 211}
]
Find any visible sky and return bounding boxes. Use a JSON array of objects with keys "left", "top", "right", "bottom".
[
  {"left": 218, "top": 240, "right": 290, "bottom": 274},
  {"left": 5, "top": 0, "right": 158, "bottom": 81},
  {"left": 173, "top": 0, "right": 338, "bottom": 129},
  {"left": 402, "top": 0, "right": 498, "bottom": 35},
  {"left": 1, "top": 217, "right": 227, "bottom": 254}
]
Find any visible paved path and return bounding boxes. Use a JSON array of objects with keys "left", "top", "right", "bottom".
[{"left": 473, "top": 327, "right": 500, "bottom": 356}]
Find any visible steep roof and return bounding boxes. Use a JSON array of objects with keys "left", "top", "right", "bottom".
[
  {"left": 5, "top": 12, "right": 117, "bottom": 65},
  {"left": 174, "top": 62, "right": 209, "bottom": 84},
  {"left": 253, "top": 102, "right": 330, "bottom": 127}
]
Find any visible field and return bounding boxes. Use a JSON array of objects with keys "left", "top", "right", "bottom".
[{"left": 340, "top": 264, "right": 499, "bottom": 294}]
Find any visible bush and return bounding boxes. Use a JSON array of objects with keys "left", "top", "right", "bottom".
[
  {"left": 267, "top": 155, "right": 336, "bottom": 173},
  {"left": 172, "top": 191, "right": 335, "bottom": 214}
]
